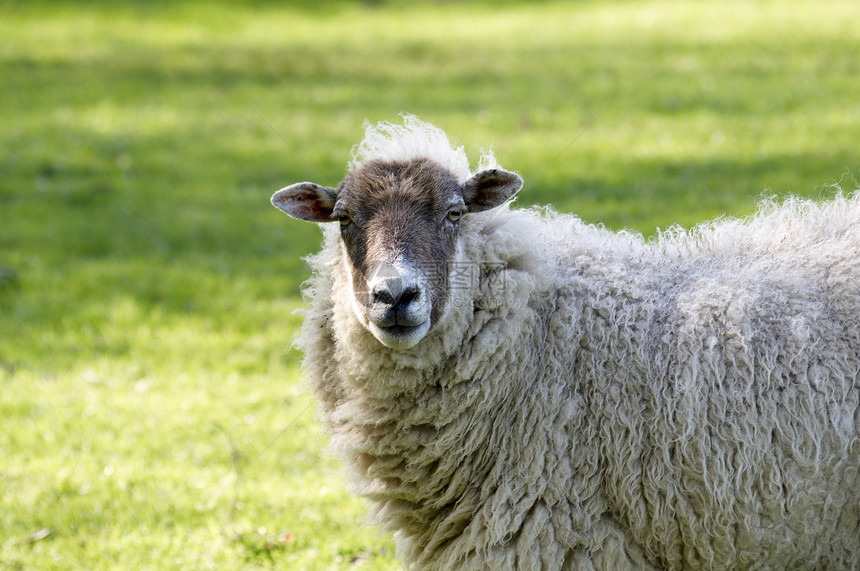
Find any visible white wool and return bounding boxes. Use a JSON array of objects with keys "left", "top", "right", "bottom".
[
  {"left": 349, "top": 114, "right": 496, "bottom": 182},
  {"left": 291, "top": 119, "right": 860, "bottom": 570}
]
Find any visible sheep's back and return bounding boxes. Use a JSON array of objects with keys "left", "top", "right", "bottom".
[{"left": 567, "top": 194, "right": 860, "bottom": 568}]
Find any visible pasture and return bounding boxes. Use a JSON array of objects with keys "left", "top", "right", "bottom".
[{"left": 1, "top": 0, "right": 858, "bottom": 569}]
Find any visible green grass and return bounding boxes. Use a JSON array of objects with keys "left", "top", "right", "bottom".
[{"left": 2, "top": 0, "right": 859, "bottom": 568}]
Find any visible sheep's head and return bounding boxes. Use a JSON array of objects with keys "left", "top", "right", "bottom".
[{"left": 272, "top": 158, "right": 522, "bottom": 349}]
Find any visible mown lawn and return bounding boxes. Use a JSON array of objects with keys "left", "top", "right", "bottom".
[{"left": 1, "top": 0, "right": 858, "bottom": 569}]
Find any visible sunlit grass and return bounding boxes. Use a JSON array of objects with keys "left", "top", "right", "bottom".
[{"left": 2, "top": 0, "right": 859, "bottom": 568}]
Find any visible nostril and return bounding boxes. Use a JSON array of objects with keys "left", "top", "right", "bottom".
[
  {"left": 370, "top": 281, "right": 420, "bottom": 307},
  {"left": 398, "top": 286, "right": 420, "bottom": 306},
  {"left": 372, "top": 285, "right": 396, "bottom": 305}
]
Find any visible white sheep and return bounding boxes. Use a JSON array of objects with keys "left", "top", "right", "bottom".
[{"left": 271, "top": 115, "right": 860, "bottom": 569}]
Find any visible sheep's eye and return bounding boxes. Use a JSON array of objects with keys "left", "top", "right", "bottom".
[
  {"left": 447, "top": 209, "right": 463, "bottom": 222},
  {"left": 337, "top": 213, "right": 351, "bottom": 227}
]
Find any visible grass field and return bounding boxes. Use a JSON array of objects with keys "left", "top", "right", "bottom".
[{"left": 2, "top": 0, "right": 859, "bottom": 569}]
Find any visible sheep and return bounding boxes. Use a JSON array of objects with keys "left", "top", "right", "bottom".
[{"left": 270, "top": 115, "right": 860, "bottom": 570}]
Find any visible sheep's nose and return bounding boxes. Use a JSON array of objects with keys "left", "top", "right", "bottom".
[
  {"left": 372, "top": 278, "right": 420, "bottom": 308},
  {"left": 365, "top": 265, "right": 429, "bottom": 330}
]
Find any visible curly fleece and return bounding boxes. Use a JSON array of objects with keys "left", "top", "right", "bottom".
[{"left": 292, "top": 124, "right": 860, "bottom": 570}]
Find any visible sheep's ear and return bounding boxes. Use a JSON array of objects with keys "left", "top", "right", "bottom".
[
  {"left": 462, "top": 168, "right": 523, "bottom": 212},
  {"left": 271, "top": 182, "right": 337, "bottom": 222}
]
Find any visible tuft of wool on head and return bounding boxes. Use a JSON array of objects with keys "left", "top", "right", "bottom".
[{"left": 348, "top": 114, "right": 499, "bottom": 183}]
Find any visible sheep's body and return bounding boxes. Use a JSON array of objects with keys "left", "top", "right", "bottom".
[{"left": 285, "top": 119, "right": 860, "bottom": 569}]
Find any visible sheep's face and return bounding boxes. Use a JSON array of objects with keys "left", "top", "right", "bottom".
[{"left": 272, "top": 158, "right": 522, "bottom": 349}]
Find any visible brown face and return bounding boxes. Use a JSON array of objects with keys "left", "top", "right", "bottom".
[
  {"left": 272, "top": 157, "right": 523, "bottom": 349},
  {"left": 332, "top": 159, "right": 463, "bottom": 347}
]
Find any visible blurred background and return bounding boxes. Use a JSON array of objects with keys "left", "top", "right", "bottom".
[{"left": 2, "top": 0, "right": 858, "bottom": 569}]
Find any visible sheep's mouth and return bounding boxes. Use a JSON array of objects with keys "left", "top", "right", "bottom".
[
  {"left": 367, "top": 319, "right": 431, "bottom": 349},
  {"left": 385, "top": 323, "right": 428, "bottom": 337}
]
